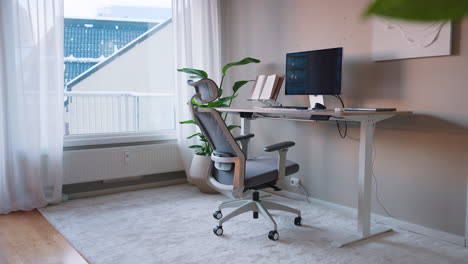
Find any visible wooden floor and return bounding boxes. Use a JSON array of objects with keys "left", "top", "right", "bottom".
[{"left": 0, "top": 210, "right": 88, "bottom": 264}]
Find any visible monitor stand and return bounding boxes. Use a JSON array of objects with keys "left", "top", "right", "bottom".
[{"left": 308, "top": 95, "right": 325, "bottom": 110}]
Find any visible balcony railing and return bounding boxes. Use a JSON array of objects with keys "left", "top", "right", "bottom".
[{"left": 64, "top": 91, "right": 175, "bottom": 135}]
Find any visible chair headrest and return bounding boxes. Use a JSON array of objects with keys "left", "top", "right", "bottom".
[{"left": 188, "top": 78, "right": 219, "bottom": 104}]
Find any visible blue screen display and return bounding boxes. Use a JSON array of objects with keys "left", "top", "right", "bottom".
[{"left": 285, "top": 47, "right": 342, "bottom": 95}]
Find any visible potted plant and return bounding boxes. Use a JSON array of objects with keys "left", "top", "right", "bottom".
[{"left": 178, "top": 57, "right": 260, "bottom": 193}]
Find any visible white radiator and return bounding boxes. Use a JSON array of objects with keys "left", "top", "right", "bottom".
[{"left": 64, "top": 143, "right": 184, "bottom": 184}]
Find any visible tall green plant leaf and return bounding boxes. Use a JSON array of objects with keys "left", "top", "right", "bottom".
[
  {"left": 206, "top": 101, "right": 229, "bottom": 108},
  {"left": 177, "top": 68, "right": 208, "bottom": 79},
  {"left": 232, "top": 80, "right": 253, "bottom": 93},
  {"left": 227, "top": 125, "right": 241, "bottom": 131},
  {"left": 217, "top": 94, "right": 238, "bottom": 104},
  {"left": 191, "top": 97, "right": 204, "bottom": 107},
  {"left": 179, "top": 120, "right": 198, "bottom": 125},
  {"left": 364, "top": 0, "right": 468, "bottom": 21},
  {"left": 187, "top": 133, "right": 203, "bottom": 139},
  {"left": 222, "top": 57, "right": 260, "bottom": 74}
]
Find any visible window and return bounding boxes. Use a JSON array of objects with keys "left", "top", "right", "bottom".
[{"left": 63, "top": 0, "right": 174, "bottom": 146}]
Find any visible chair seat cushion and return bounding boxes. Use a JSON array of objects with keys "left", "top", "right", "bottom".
[{"left": 244, "top": 156, "right": 299, "bottom": 188}]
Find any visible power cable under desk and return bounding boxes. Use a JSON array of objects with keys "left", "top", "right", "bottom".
[{"left": 346, "top": 126, "right": 394, "bottom": 224}]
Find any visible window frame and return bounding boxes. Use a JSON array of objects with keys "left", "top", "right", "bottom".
[
  {"left": 63, "top": 129, "right": 177, "bottom": 148},
  {"left": 62, "top": 16, "right": 176, "bottom": 148}
]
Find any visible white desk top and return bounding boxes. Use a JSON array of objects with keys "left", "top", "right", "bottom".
[{"left": 216, "top": 107, "right": 412, "bottom": 117}]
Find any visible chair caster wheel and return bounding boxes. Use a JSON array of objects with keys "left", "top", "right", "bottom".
[
  {"left": 294, "top": 216, "right": 302, "bottom": 226},
  {"left": 213, "top": 210, "right": 222, "bottom": 220},
  {"left": 213, "top": 226, "right": 223, "bottom": 236},
  {"left": 268, "top": 230, "right": 279, "bottom": 241}
]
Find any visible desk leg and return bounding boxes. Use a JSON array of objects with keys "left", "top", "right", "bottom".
[
  {"left": 241, "top": 118, "right": 251, "bottom": 157},
  {"left": 335, "top": 119, "right": 392, "bottom": 247},
  {"left": 241, "top": 117, "right": 251, "bottom": 135}
]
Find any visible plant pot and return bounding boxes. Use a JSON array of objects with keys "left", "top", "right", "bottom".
[{"left": 189, "top": 154, "right": 218, "bottom": 194}]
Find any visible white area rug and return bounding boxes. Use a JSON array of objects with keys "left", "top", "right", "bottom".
[{"left": 40, "top": 184, "right": 468, "bottom": 264}]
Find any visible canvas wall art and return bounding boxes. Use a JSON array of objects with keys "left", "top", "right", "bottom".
[{"left": 372, "top": 18, "right": 452, "bottom": 61}]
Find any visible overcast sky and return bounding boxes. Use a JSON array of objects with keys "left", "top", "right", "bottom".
[{"left": 64, "top": 0, "right": 172, "bottom": 17}]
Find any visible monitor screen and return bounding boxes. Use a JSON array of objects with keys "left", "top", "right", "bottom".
[{"left": 285, "top": 47, "right": 342, "bottom": 95}]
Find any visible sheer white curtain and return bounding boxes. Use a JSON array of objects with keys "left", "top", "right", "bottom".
[
  {"left": 0, "top": 0, "right": 64, "bottom": 214},
  {"left": 173, "top": 0, "right": 222, "bottom": 174}
]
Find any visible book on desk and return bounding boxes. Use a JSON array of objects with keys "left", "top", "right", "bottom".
[{"left": 248, "top": 74, "right": 284, "bottom": 101}]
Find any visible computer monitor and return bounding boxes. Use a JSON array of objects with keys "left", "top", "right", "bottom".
[{"left": 285, "top": 48, "right": 342, "bottom": 108}]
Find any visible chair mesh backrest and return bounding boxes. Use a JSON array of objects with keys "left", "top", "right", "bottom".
[
  {"left": 197, "top": 111, "right": 236, "bottom": 155},
  {"left": 194, "top": 109, "right": 243, "bottom": 185}
]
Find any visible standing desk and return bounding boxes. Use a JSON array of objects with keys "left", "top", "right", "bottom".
[{"left": 216, "top": 107, "right": 412, "bottom": 247}]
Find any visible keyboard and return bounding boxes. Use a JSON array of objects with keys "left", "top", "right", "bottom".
[
  {"left": 273, "top": 106, "right": 308, "bottom": 110},
  {"left": 254, "top": 107, "right": 336, "bottom": 112},
  {"left": 336, "top": 107, "right": 397, "bottom": 112},
  {"left": 254, "top": 106, "right": 310, "bottom": 111}
]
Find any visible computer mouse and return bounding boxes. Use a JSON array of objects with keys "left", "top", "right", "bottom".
[{"left": 312, "top": 103, "right": 327, "bottom": 110}]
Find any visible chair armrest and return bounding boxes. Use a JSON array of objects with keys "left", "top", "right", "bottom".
[
  {"left": 234, "top": 134, "right": 255, "bottom": 141},
  {"left": 264, "top": 141, "right": 295, "bottom": 180},
  {"left": 264, "top": 141, "right": 295, "bottom": 152},
  {"left": 234, "top": 134, "right": 254, "bottom": 159}
]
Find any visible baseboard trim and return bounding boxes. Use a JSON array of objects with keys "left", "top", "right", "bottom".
[
  {"left": 268, "top": 189, "right": 466, "bottom": 247},
  {"left": 66, "top": 178, "right": 187, "bottom": 200}
]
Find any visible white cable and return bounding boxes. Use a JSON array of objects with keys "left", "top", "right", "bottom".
[
  {"left": 371, "top": 123, "right": 394, "bottom": 219},
  {"left": 346, "top": 124, "right": 394, "bottom": 221},
  {"left": 298, "top": 183, "right": 311, "bottom": 203}
]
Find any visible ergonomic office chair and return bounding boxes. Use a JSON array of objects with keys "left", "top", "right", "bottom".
[{"left": 187, "top": 78, "right": 302, "bottom": 241}]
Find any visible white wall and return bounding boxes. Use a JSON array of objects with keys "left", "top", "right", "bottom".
[
  {"left": 222, "top": 0, "right": 468, "bottom": 236},
  {"left": 73, "top": 23, "right": 174, "bottom": 94}
]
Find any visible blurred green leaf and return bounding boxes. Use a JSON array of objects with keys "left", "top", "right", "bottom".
[
  {"left": 222, "top": 57, "right": 260, "bottom": 75},
  {"left": 177, "top": 68, "right": 208, "bottom": 79},
  {"left": 189, "top": 145, "right": 203, "bottom": 149},
  {"left": 364, "top": 0, "right": 468, "bottom": 21}
]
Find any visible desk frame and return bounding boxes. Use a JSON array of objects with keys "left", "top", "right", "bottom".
[{"left": 218, "top": 108, "right": 411, "bottom": 247}]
